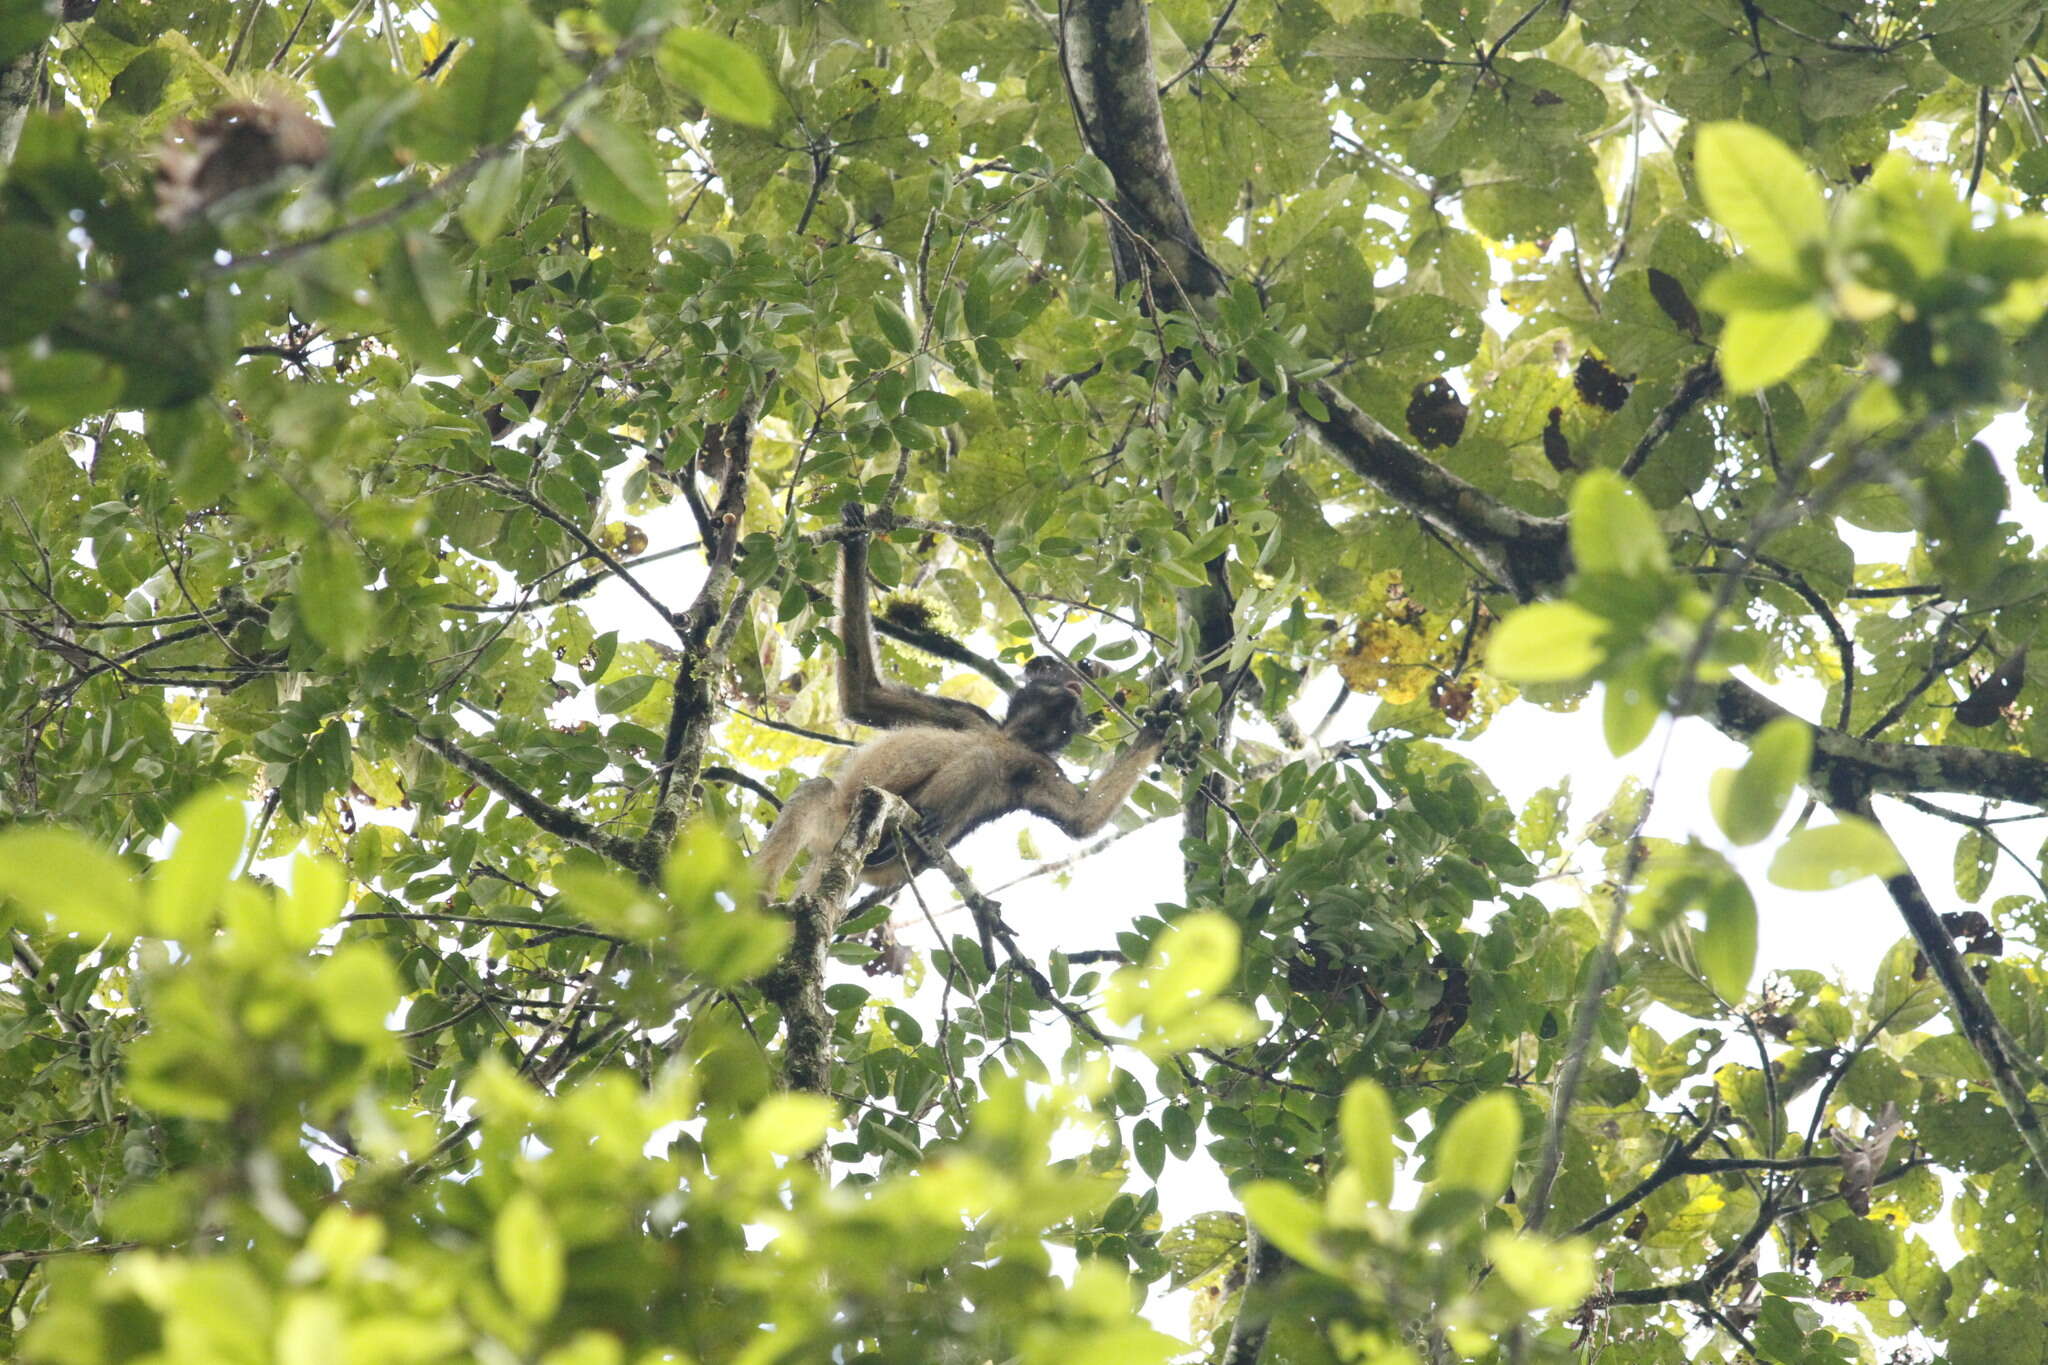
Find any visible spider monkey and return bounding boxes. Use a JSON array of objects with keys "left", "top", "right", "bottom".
[{"left": 754, "top": 506, "right": 1169, "bottom": 895}]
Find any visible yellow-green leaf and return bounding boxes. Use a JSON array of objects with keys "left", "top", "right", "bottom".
[
  {"left": 1712, "top": 716, "right": 1811, "bottom": 845},
  {"left": 743, "top": 1093, "right": 838, "bottom": 1155},
  {"left": 0, "top": 827, "right": 143, "bottom": 940},
  {"left": 1435, "top": 1091, "right": 1520, "bottom": 1201},
  {"left": 1570, "top": 469, "right": 1669, "bottom": 578},
  {"left": 1485, "top": 1232, "right": 1596, "bottom": 1309},
  {"left": 1695, "top": 122, "right": 1827, "bottom": 279},
  {"left": 1486, "top": 601, "right": 1607, "bottom": 683},
  {"left": 1339, "top": 1080, "right": 1396, "bottom": 1206},
  {"left": 1768, "top": 818, "right": 1906, "bottom": 891},
  {"left": 147, "top": 785, "right": 246, "bottom": 941},
  {"left": 1719, "top": 303, "right": 1830, "bottom": 392},
  {"left": 494, "top": 1190, "right": 565, "bottom": 1322}
]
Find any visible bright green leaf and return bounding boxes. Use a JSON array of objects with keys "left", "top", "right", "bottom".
[
  {"left": 1240, "top": 1180, "right": 1335, "bottom": 1273},
  {"left": 744, "top": 1093, "right": 837, "bottom": 1155},
  {"left": 285, "top": 852, "right": 348, "bottom": 948},
  {"left": 313, "top": 943, "right": 400, "bottom": 1044},
  {"left": 1485, "top": 1232, "right": 1596, "bottom": 1309},
  {"left": 1696, "top": 873, "right": 1758, "bottom": 1001}
]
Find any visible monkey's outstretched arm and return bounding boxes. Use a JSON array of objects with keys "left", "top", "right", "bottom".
[
  {"left": 838, "top": 505, "right": 997, "bottom": 733},
  {"left": 1021, "top": 732, "right": 1165, "bottom": 839}
]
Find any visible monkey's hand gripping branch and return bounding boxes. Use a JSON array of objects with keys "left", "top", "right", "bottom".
[{"left": 761, "top": 786, "right": 915, "bottom": 1100}]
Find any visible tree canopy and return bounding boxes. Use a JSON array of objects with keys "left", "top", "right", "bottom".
[{"left": 6, "top": 0, "right": 2048, "bottom": 1360}]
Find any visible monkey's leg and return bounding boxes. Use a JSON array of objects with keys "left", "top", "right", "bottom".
[{"left": 754, "top": 777, "right": 839, "bottom": 894}]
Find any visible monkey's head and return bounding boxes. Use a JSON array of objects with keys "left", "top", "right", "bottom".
[{"left": 1002, "top": 655, "right": 1091, "bottom": 754}]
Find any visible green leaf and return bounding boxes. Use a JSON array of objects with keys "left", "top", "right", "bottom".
[
  {"left": 0, "top": 827, "right": 144, "bottom": 940},
  {"left": 299, "top": 539, "right": 375, "bottom": 662},
  {"left": 1696, "top": 873, "right": 1758, "bottom": 1001},
  {"left": 106, "top": 47, "right": 175, "bottom": 116},
  {"left": 657, "top": 28, "right": 780, "bottom": 128},
  {"left": 1133, "top": 1118, "right": 1165, "bottom": 1179},
  {"left": 1694, "top": 122, "right": 1827, "bottom": 279},
  {"left": 1768, "top": 818, "right": 1907, "bottom": 891},
  {"left": 1601, "top": 652, "right": 1664, "bottom": 756},
  {"left": 1569, "top": 469, "right": 1668, "bottom": 578},
  {"left": 904, "top": 390, "right": 966, "bottom": 425},
  {"left": 437, "top": 7, "right": 541, "bottom": 147},
  {"left": 0, "top": 226, "right": 80, "bottom": 346},
  {"left": 1718, "top": 304, "right": 1830, "bottom": 392},
  {"left": 460, "top": 146, "right": 524, "bottom": 242},
  {"left": 494, "top": 1190, "right": 565, "bottom": 1322},
  {"left": 1486, "top": 601, "right": 1607, "bottom": 682},
  {"left": 7, "top": 351, "right": 123, "bottom": 427},
  {"left": 564, "top": 113, "right": 670, "bottom": 231},
  {"left": 596, "top": 674, "right": 657, "bottom": 714},
  {"left": 1699, "top": 265, "right": 1816, "bottom": 315},
  {"left": 1115, "top": 912, "right": 1238, "bottom": 1025},
  {"left": 1953, "top": 827, "right": 1995, "bottom": 902},
  {"left": 1712, "top": 716, "right": 1812, "bottom": 845},
  {"left": 1339, "top": 1080, "right": 1396, "bottom": 1205},
  {"left": 872, "top": 297, "right": 916, "bottom": 353},
  {"left": 147, "top": 786, "right": 246, "bottom": 940},
  {"left": 1436, "top": 1092, "right": 1520, "bottom": 1201}
]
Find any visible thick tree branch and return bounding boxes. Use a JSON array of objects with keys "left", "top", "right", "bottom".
[
  {"left": 1, "top": 46, "right": 41, "bottom": 169},
  {"left": 1851, "top": 796, "right": 2048, "bottom": 1178},
  {"left": 649, "top": 391, "right": 767, "bottom": 851},
  {"left": 760, "top": 787, "right": 915, "bottom": 1099},
  {"left": 1620, "top": 359, "right": 1722, "bottom": 480}
]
